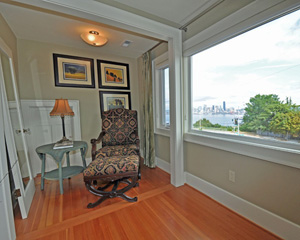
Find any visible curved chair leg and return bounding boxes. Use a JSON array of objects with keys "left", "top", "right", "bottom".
[
  {"left": 85, "top": 175, "right": 138, "bottom": 208},
  {"left": 87, "top": 195, "right": 110, "bottom": 208},
  {"left": 118, "top": 194, "right": 137, "bottom": 202}
]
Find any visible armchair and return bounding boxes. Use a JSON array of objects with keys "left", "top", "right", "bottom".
[{"left": 83, "top": 108, "right": 141, "bottom": 208}]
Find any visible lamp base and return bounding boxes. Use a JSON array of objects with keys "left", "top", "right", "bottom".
[
  {"left": 56, "top": 137, "right": 73, "bottom": 145},
  {"left": 56, "top": 136, "right": 70, "bottom": 143},
  {"left": 53, "top": 137, "right": 73, "bottom": 149}
]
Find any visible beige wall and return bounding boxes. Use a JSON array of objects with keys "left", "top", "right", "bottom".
[
  {"left": 185, "top": 142, "right": 300, "bottom": 225},
  {"left": 0, "top": 13, "right": 18, "bottom": 100},
  {"left": 155, "top": 134, "right": 170, "bottom": 163},
  {"left": 17, "top": 39, "right": 140, "bottom": 158},
  {"left": 0, "top": 13, "right": 18, "bottom": 67}
]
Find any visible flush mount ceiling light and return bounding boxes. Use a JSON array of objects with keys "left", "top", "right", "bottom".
[{"left": 81, "top": 30, "right": 108, "bottom": 47}]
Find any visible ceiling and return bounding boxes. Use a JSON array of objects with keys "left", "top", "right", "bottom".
[
  {"left": 93, "top": 0, "right": 222, "bottom": 28},
  {"left": 0, "top": 0, "right": 222, "bottom": 58}
]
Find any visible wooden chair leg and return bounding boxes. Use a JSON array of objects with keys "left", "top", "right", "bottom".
[
  {"left": 85, "top": 175, "right": 138, "bottom": 208},
  {"left": 118, "top": 193, "right": 137, "bottom": 202},
  {"left": 87, "top": 195, "right": 110, "bottom": 208}
]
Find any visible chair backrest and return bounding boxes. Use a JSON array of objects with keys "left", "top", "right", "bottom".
[{"left": 101, "top": 108, "right": 138, "bottom": 147}]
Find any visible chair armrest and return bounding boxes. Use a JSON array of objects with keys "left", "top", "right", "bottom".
[{"left": 91, "top": 131, "right": 105, "bottom": 160}]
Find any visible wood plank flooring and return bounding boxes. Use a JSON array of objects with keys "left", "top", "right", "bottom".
[{"left": 14, "top": 164, "right": 282, "bottom": 240}]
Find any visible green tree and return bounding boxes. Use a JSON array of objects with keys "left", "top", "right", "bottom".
[
  {"left": 193, "top": 118, "right": 229, "bottom": 130},
  {"left": 242, "top": 94, "right": 300, "bottom": 139},
  {"left": 242, "top": 94, "right": 282, "bottom": 132},
  {"left": 193, "top": 118, "right": 213, "bottom": 128},
  {"left": 201, "top": 118, "right": 214, "bottom": 127},
  {"left": 270, "top": 110, "right": 300, "bottom": 139}
]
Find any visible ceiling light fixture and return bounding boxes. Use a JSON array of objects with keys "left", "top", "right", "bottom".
[{"left": 81, "top": 30, "right": 108, "bottom": 47}]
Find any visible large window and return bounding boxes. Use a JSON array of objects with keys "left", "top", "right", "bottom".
[{"left": 190, "top": 9, "right": 300, "bottom": 145}]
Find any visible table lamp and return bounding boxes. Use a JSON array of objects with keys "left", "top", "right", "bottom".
[{"left": 50, "top": 99, "right": 74, "bottom": 143}]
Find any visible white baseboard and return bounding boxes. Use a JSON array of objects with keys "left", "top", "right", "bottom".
[
  {"left": 156, "top": 157, "right": 170, "bottom": 173},
  {"left": 185, "top": 172, "right": 300, "bottom": 240}
]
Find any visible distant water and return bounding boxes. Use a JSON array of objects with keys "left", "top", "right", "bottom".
[
  {"left": 193, "top": 113, "right": 243, "bottom": 127},
  {"left": 165, "top": 113, "right": 243, "bottom": 127}
]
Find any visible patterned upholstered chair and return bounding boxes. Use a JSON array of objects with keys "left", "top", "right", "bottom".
[{"left": 83, "top": 108, "right": 141, "bottom": 208}]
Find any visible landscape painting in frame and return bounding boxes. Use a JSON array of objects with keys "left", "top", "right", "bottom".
[
  {"left": 63, "top": 63, "right": 86, "bottom": 81},
  {"left": 97, "top": 60, "right": 130, "bottom": 90},
  {"left": 53, "top": 53, "right": 95, "bottom": 88},
  {"left": 99, "top": 91, "right": 131, "bottom": 114}
]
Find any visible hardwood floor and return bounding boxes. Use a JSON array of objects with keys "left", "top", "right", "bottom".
[{"left": 14, "top": 164, "right": 281, "bottom": 240}]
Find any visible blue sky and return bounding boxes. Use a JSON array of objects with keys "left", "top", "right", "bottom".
[{"left": 192, "top": 9, "right": 300, "bottom": 110}]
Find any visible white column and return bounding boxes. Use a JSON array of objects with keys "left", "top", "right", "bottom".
[{"left": 169, "top": 33, "right": 185, "bottom": 187}]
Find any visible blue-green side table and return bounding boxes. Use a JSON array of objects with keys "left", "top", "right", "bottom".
[{"left": 36, "top": 141, "right": 87, "bottom": 194}]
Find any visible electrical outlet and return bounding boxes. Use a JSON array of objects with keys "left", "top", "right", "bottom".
[{"left": 229, "top": 170, "right": 235, "bottom": 182}]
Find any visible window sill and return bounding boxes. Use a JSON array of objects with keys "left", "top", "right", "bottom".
[
  {"left": 154, "top": 127, "right": 170, "bottom": 137},
  {"left": 184, "top": 130, "right": 300, "bottom": 169}
]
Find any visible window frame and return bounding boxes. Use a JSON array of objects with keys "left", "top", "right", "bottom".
[
  {"left": 152, "top": 52, "right": 170, "bottom": 137},
  {"left": 183, "top": 1, "right": 300, "bottom": 170}
]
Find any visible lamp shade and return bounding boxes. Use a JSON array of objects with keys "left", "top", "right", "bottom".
[
  {"left": 50, "top": 99, "right": 74, "bottom": 117},
  {"left": 81, "top": 31, "right": 108, "bottom": 47}
]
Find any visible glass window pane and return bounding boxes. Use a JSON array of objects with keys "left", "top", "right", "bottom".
[
  {"left": 164, "top": 67, "right": 170, "bottom": 126},
  {"left": 191, "top": 9, "right": 300, "bottom": 142}
]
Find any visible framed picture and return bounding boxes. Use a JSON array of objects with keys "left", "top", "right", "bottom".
[
  {"left": 53, "top": 53, "right": 95, "bottom": 88},
  {"left": 99, "top": 91, "right": 131, "bottom": 114},
  {"left": 97, "top": 60, "right": 130, "bottom": 90}
]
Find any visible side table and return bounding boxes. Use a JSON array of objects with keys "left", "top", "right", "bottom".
[{"left": 36, "top": 141, "right": 87, "bottom": 194}]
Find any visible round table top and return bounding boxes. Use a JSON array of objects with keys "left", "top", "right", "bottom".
[{"left": 36, "top": 141, "right": 87, "bottom": 163}]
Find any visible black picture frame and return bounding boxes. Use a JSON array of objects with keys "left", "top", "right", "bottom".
[
  {"left": 97, "top": 59, "right": 130, "bottom": 90},
  {"left": 53, "top": 53, "right": 95, "bottom": 88},
  {"left": 99, "top": 91, "right": 131, "bottom": 115}
]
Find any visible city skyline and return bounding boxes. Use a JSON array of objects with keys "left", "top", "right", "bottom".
[{"left": 193, "top": 101, "right": 245, "bottom": 115}]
